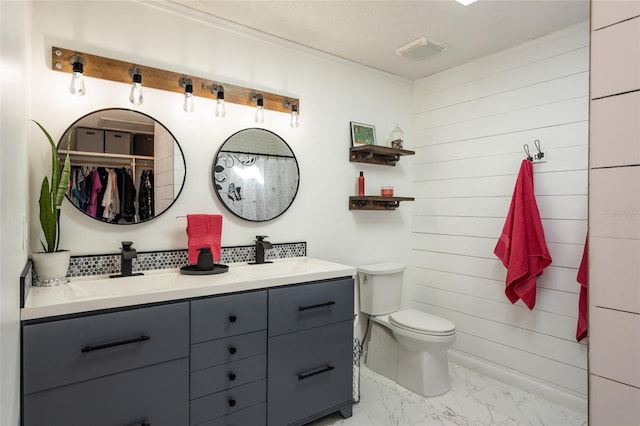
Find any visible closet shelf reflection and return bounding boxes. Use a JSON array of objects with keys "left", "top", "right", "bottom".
[
  {"left": 59, "top": 149, "right": 154, "bottom": 180},
  {"left": 59, "top": 150, "right": 154, "bottom": 164}
]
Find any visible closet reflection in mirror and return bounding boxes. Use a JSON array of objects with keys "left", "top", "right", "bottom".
[
  {"left": 59, "top": 108, "right": 186, "bottom": 224},
  {"left": 213, "top": 128, "right": 299, "bottom": 221}
]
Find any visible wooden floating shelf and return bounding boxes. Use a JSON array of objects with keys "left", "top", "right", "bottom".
[
  {"left": 349, "top": 196, "right": 415, "bottom": 211},
  {"left": 349, "top": 145, "right": 415, "bottom": 166}
]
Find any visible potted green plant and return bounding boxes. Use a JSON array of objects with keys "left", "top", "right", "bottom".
[{"left": 30, "top": 120, "right": 72, "bottom": 286}]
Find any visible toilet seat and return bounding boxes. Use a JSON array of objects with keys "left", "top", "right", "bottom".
[{"left": 389, "top": 309, "right": 456, "bottom": 337}]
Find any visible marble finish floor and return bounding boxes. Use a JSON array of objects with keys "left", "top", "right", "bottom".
[{"left": 310, "top": 363, "right": 587, "bottom": 426}]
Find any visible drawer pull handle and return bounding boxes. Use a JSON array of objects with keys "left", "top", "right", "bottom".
[
  {"left": 81, "top": 335, "right": 150, "bottom": 353},
  {"left": 298, "top": 364, "right": 335, "bottom": 380},
  {"left": 228, "top": 346, "right": 237, "bottom": 355},
  {"left": 228, "top": 398, "right": 237, "bottom": 407},
  {"left": 228, "top": 372, "right": 237, "bottom": 381},
  {"left": 229, "top": 314, "right": 237, "bottom": 323},
  {"left": 298, "top": 301, "right": 336, "bottom": 311},
  {"left": 141, "top": 423, "right": 150, "bottom": 426}
]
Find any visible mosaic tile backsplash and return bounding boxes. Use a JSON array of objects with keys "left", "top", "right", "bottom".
[
  {"left": 21, "top": 242, "right": 306, "bottom": 308},
  {"left": 67, "top": 242, "right": 306, "bottom": 278}
]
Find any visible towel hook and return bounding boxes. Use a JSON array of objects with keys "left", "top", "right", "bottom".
[
  {"left": 523, "top": 144, "right": 533, "bottom": 161},
  {"left": 533, "top": 139, "right": 544, "bottom": 160}
]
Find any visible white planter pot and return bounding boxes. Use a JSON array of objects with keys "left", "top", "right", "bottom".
[{"left": 32, "top": 250, "right": 71, "bottom": 286}]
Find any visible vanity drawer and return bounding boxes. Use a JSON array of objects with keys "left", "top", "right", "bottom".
[
  {"left": 23, "top": 357, "right": 188, "bottom": 426},
  {"left": 191, "top": 330, "right": 266, "bottom": 372},
  {"left": 268, "top": 278, "right": 354, "bottom": 336},
  {"left": 190, "top": 378, "right": 266, "bottom": 426},
  {"left": 191, "top": 354, "right": 267, "bottom": 398},
  {"left": 191, "top": 290, "right": 267, "bottom": 343},
  {"left": 197, "top": 403, "right": 266, "bottom": 426},
  {"left": 268, "top": 320, "right": 353, "bottom": 426},
  {"left": 23, "top": 302, "right": 189, "bottom": 394}
]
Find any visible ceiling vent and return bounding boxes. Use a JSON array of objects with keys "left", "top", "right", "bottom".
[{"left": 395, "top": 37, "right": 448, "bottom": 61}]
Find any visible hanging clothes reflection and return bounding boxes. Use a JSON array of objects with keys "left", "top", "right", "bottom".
[{"left": 68, "top": 166, "right": 154, "bottom": 223}]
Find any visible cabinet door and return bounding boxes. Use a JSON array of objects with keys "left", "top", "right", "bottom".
[
  {"left": 268, "top": 320, "right": 353, "bottom": 426},
  {"left": 23, "top": 302, "right": 189, "bottom": 394},
  {"left": 269, "top": 278, "right": 354, "bottom": 337},
  {"left": 191, "top": 290, "right": 267, "bottom": 343},
  {"left": 590, "top": 375, "right": 640, "bottom": 426},
  {"left": 23, "top": 358, "right": 188, "bottom": 426},
  {"left": 590, "top": 91, "right": 640, "bottom": 168},
  {"left": 590, "top": 307, "right": 640, "bottom": 388},
  {"left": 591, "top": 17, "right": 640, "bottom": 98}
]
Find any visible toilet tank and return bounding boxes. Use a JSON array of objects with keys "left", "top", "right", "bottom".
[{"left": 357, "top": 262, "right": 406, "bottom": 315}]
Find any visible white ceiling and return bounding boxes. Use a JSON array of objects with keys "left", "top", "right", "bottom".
[{"left": 170, "top": 0, "right": 590, "bottom": 80}]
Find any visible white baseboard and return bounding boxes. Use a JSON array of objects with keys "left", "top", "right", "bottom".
[{"left": 449, "top": 350, "right": 587, "bottom": 414}]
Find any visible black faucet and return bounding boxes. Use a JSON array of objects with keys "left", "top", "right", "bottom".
[
  {"left": 252, "top": 235, "right": 273, "bottom": 265},
  {"left": 110, "top": 241, "right": 143, "bottom": 278}
]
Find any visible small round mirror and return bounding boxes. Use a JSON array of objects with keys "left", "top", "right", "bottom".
[
  {"left": 59, "top": 108, "right": 186, "bottom": 224},
  {"left": 213, "top": 128, "right": 299, "bottom": 221}
]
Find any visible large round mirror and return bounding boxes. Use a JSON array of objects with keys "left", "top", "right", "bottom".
[
  {"left": 213, "top": 128, "right": 299, "bottom": 221},
  {"left": 59, "top": 108, "right": 186, "bottom": 224}
]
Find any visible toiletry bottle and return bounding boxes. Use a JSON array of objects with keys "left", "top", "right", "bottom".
[{"left": 358, "top": 171, "right": 365, "bottom": 196}]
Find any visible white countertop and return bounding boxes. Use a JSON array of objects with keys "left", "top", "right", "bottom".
[{"left": 22, "top": 257, "right": 356, "bottom": 321}]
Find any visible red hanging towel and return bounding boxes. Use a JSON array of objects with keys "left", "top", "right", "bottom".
[
  {"left": 494, "top": 160, "right": 552, "bottom": 310},
  {"left": 576, "top": 237, "right": 588, "bottom": 342},
  {"left": 186, "top": 214, "right": 223, "bottom": 264}
]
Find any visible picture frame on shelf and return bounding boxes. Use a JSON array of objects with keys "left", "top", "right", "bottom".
[{"left": 350, "top": 122, "right": 376, "bottom": 146}]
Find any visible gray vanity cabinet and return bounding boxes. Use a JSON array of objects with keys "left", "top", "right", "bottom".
[
  {"left": 21, "top": 277, "right": 354, "bottom": 426},
  {"left": 267, "top": 278, "right": 355, "bottom": 426},
  {"left": 21, "top": 302, "right": 189, "bottom": 426},
  {"left": 190, "top": 290, "right": 268, "bottom": 426}
]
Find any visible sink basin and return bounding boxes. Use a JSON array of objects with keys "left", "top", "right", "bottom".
[
  {"left": 64, "top": 259, "right": 341, "bottom": 300},
  {"left": 232, "top": 259, "right": 316, "bottom": 279},
  {"left": 66, "top": 273, "right": 177, "bottom": 299},
  {"left": 63, "top": 260, "right": 315, "bottom": 300}
]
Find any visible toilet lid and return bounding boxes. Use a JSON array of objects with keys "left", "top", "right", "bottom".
[
  {"left": 389, "top": 309, "right": 456, "bottom": 336},
  {"left": 357, "top": 262, "right": 406, "bottom": 275}
]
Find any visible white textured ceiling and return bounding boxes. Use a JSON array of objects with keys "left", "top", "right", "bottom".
[{"left": 170, "top": 0, "right": 589, "bottom": 80}]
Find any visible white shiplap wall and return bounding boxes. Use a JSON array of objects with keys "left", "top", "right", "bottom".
[{"left": 411, "top": 22, "right": 589, "bottom": 402}]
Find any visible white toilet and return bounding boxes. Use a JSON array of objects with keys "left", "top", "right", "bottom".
[{"left": 358, "top": 262, "right": 456, "bottom": 397}]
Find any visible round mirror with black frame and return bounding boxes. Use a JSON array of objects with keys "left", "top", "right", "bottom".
[
  {"left": 58, "top": 108, "right": 186, "bottom": 224},
  {"left": 213, "top": 128, "right": 299, "bottom": 222}
]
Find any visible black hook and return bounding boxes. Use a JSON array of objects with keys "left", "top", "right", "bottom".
[
  {"left": 523, "top": 144, "right": 533, "bottom": 161},
  {"left": 533, "top": 139, "right": 544, "bottom": 160}
]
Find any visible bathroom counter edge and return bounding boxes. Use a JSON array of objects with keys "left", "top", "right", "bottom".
[{"left": 21, "top": 257, "right": 356, "bottom": 321}]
